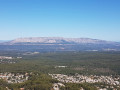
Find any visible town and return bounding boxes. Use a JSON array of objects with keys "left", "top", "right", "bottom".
[
  {"left": 0, "top": 56, "right": 22, "bottom": 64},
  {"left": 0, "top": 56, "right": 13, "bottom": 60},
  {"left": 49, "top": 74, "right": 120, "bottom": 90},
  {"left": 0, "top": 72, "right": 29, "bottom": 83},
  {"left": 49, "top": 74, "right": 120, "bottom": 85}
]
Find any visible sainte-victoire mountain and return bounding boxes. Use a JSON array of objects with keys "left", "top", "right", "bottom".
[
  {"left": 3, "top": 37, "right": 116, "bottom": 45},
  {"left": 0, "top": 37, "right": 120, "bottom": 52}
]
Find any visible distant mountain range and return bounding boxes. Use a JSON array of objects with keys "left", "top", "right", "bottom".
[
  {"left": 0, "top": 37, "right": 120, "bottom": 52},
  {"left": 2, "top": 37, "right": 118, "bottom": 45}
]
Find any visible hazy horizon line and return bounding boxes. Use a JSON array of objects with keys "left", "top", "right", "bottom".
[{"left": 0, "top": 37, "right": 120, "bottom": 42}]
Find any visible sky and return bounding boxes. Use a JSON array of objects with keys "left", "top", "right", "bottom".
[{"left": 0, "top": 0, "right": 120, "bottom": 41}]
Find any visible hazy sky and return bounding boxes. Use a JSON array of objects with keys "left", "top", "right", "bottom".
[{"left": 0, "top": 0, "right": 120, "bottom": 41}]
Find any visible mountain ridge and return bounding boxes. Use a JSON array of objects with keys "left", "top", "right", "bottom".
[
  {"left": 0, "top": 37, "right": 120, "bottom": 52},
  {"left": 2, "top": 37, "right": 116, "bottom": 45}
]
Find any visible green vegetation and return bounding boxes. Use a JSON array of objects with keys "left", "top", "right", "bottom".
[
  {"left": 0, "top": 51, "right": 120, "bottom": 89},
  {"left": 8, "top": 73, "right": 56, "bottom": 90},
  {"left": 0, "top": 73, "right": 58, "bottom": 90},
  {"left": 0, "top": 79, "right": 8, "bottom": 90},
  {"left": 0, "top": 51, "right": 120, "bottom": 75},
  {"left": 60, "top": 83, "right": 97, "bottom": 90},
  {"left": 0, "top": 73, "right": 99, "bottom": 90}
]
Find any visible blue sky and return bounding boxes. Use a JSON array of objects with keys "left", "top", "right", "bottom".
[{"left": 0, "top": 0, "right": 120, "bottom": 41}]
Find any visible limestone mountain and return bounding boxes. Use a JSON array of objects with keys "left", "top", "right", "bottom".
[
  {"left": 0, "top": 37, "right": 119, "bottom": 52},
  {"left": 3, "top": 37, "right": 115, "bottom": 45}
]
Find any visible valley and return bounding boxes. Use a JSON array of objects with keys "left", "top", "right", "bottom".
[{"left": 0, "top": 51, "right": 120, "bottom": 89}]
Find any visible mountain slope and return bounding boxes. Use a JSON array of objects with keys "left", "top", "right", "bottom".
[
  {"left": 3, "top": 37, "right": 115, "bottom": 45},
  {"left": 0, "top": 37, "right": 120, "bottom": 52}
]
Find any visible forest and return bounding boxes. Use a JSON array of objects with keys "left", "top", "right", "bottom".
[{"left": 0, "top": 51, "right": 120, "bottom": 89}]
